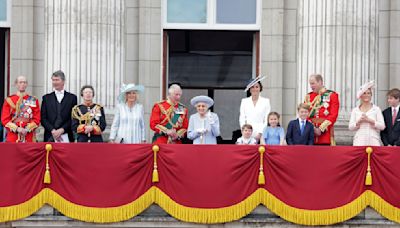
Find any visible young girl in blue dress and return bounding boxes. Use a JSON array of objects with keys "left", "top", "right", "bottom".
[{"left": 261, "top": 112, "right": 285, "bottom": 145}]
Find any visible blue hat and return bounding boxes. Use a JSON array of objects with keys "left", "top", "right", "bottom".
[
  {"left": 118, "top": 83, "right": 145, "bottom": 103},
  {"left": 190, "top": 95, "right": 214, "bottom": 107},
  {"left": 244, "top": 75, "right": 266, "bottom": 92}
]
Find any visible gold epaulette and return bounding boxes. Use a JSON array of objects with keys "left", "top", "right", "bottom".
[{"left": 5, "top": 97, "right": 16, "bottom": 109}]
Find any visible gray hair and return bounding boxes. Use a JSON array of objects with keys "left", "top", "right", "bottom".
[
  {"left": 168, "top": 84, "right": 181, "bottom": 95},
  {"left": 14, "top": 75, "right": 27, "bottom": 84},
  {"left": 52, "top": 70, "right": 66, "bottom": 81}
]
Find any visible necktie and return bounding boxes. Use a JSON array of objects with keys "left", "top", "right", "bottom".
[
  {"left": 300, "top": 120, "right": 305, "bottom": 135},
  {"left": 393, "top": 108, "right": 398, "bottom": 126}
]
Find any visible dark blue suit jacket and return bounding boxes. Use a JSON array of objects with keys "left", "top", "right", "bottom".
[
  {"left": 286, "top": 119, "right": 314, "bottom": 145},
  {"left": 381, "top": 107, "right": 400, "bottom": 146}
]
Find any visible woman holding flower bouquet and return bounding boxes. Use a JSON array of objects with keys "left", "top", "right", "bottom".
[{"left": 72, "top": 85, "right": 106, "bottom": 142}]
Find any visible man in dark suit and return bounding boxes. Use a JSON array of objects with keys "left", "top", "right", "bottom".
[
  {"left": 381, "top": 88, "right": 400, "bottom": 146},
  {"left": 286, "top": 103, "right": 314, "bottom": 145},
  {"left": 41, "top": 70, "right": 77, "bottom": 142}
]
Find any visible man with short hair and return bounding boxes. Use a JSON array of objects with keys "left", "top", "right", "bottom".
[
  {"left": 150, "top": 84, "right": 188, "bottom": 144},
  {"left": 381, "top": 88, "right": 400, "bottom": 146},
  {"left": 1, "top": 76, "right": 41, "bottom": 142},
  {"left": 41, "top": 70, "right": 77, "bottom": 142},
  {"left": 304, "top": 74, "right": 340, "bottom": 145}
]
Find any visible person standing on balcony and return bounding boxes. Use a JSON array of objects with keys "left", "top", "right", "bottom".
[
  {"left": 71, "top": 85, "right": 106, "bottom": 142},
  {"left": 1, "top": 76, "right": 40, "bottom": 142},
  {"left": 109, "top": 83, "right": 146, "bottom": 144},
  {"left": 41, "top": 70, "right": 77, "bottom": 143},
  {"left": 150, "top": 84, "right": 188, "bottom": 144},
  {"left": 349, "top": 81, "right": 385, "bottom": 146},
  {"left": 304, "top": 74, "right": 339, "bottom": 145},
  {"left": 187, "top": 95, "right": 220, "bottom": 144},
  {"left": 239, "top": 76, "right": 271, "bottom": 143}
]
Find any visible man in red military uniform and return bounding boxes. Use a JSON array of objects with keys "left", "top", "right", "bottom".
[
  {"left": 1, "top": 76, "right": 41, "bottom": 142},
  {"left": 150, "top": 84, "right": 188, "bottom": 144},
  {"left": 304, "top": 74, "right": 339, "bottom": 145}
]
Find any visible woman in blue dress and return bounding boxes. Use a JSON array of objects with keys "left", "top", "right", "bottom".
[
  {"left": 109, "top": 83, "right": 146, "bottom": 144},
  {"left": 187, "top": 96, "right": 220, "bottom": 144}
]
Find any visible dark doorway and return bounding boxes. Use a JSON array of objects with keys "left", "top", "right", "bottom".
[
  {"left": 0, "top": 28, "right": 8, "bottom": 142},
  {"left": 167, "top": 30, "right": 257, "bottom": 143}
]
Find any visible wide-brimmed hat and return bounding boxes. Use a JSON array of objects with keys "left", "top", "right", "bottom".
[
  {"left": 190, "top": 95, "right": 214, "bottom": 108},
  {"left": 357, "top": 80, "right": 374, "bottom": 99},
  {"left": 244, "top": 75, "right": 266, "bottom": 92},
  {"left": 118, "top": 83, "right": 144, "bottom": 103}
]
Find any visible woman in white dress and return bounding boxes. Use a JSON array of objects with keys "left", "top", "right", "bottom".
[
  {"left": 239, "top": 76, "right": 271, "bottom": 141},
  {"left": 109, "top": 83, "right": 146, "bottom": 144},
  {"left": 349, "top": 81, "right": 385, "bottom": 146},
  {"left": 187, "top": 95, "right": 220, "bottom": 144}
]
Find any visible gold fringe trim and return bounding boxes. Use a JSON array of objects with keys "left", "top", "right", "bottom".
[
  {"left": 47, "top": 188, "right": 154, "bottom": 223},
  {"left": 1, "top": 188, "right": 400, "bottom": 225},
  {"left": 261, "top": 189, "right": 369, "bottom": 225},
  {"left": 0, "top": 188, "right": 154, "bottom": 223},
  {"left": 154, "top": 187, "right": 262, "bottom": 224},
  {"left": 368, "top": 190, "right": 400, "bottom": 223},
  {"left": 0, "top": 190, "right": 46, "bottom": 222}
]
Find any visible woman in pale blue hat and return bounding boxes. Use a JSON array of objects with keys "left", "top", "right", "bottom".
[
  {"left": 109, "top": 83, "right": 146, "bottom": 144},
  {"left": 187, "top": 95, "right": 220, "bottom": 144}
]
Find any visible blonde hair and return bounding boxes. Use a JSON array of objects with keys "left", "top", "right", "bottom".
[{"left": 297, "top": 103, "right": 310, "bottom": 111}]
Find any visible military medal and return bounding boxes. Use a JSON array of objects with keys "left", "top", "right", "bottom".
[
  {"left": 175, "top": 107, "right": 184, "bottom": 114},
  {"left": 324, "top": 110, "right": 329, "bottom": 116},
  {"left": 323, "top": 102, "right": 329, "bottom": 108}
]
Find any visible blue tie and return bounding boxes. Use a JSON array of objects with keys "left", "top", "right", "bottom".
[{"left": 300, "top": 120, "right": 305, "bottom": 135}]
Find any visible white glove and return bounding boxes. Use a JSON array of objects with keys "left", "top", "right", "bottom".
[
  {"left": 196, "top": 128, "right": 207, "bottom": 134},
  {"left": 208, "top": 114, "right": 215, "bottom": 125}
]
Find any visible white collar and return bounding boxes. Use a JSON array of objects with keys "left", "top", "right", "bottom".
[
  {"left": 393, "top": 105, "right": 400, "bottom": 112},
  {"left": 54, "top": 89, "right": 65, "bottom": 94},
  {"left": 298, "top": 118, "right": 306, "bottom": 125}
]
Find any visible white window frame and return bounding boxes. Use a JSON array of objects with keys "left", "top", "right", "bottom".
[
  {"left": 163, "top": 0, "right": 261, "bottom": 31},
  {"left": 0, "top": 0, "right": 11, "bottom": 28}
]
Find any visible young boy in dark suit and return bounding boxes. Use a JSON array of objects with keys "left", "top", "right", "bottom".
[
  {"left": 286, "top": 103, "right": 314, "bottom": 145},
  {"left": 381, "top": 88, "right": 400, "bottom": 146}
]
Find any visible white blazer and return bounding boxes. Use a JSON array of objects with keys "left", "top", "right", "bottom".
[{"left": 239, "top": 96, "right": 271, "bottom": 136}]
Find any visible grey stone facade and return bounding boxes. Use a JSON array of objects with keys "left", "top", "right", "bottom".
[{"left": 5, "top": 0, "right": 400, "bottom": 143}]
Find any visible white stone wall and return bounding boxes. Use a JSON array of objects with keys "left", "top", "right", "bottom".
[
  {"left": 10, "top": 0, "right": 45, "bottom": 97},
  {"left": 261, "top": 0, "right": 299, "bottom": 129},
  {"left": 297, "top": 0, "right": 379, "bottom": 115},
  {"left": 44, "top": 0, "right": 125, "bottom": 108}
]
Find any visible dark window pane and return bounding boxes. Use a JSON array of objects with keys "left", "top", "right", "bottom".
[{"left": 168, "top": 30, "right": 253, "bottom": 88}]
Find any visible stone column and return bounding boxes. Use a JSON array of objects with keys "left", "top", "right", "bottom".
[
  {"left": 44, "top": 0, "right": 125, "bottom": 108},
  {"left": 297, "top": 0, "right": 378, "bottom": 144},
  {"left": 297, "top": 0, "right": 379, "bottom": 114}
]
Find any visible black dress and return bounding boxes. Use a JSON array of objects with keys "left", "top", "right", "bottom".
[{"left": 71, "top": 103, "right": 106, "bottom": 142}]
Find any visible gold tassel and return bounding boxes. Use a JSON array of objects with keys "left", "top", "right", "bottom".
[
  {"left": 258, "top": 146, "right": 266, "bottom": 185},
  {"left": 44, "top": 144, "right": 53, "bottom": 184},
  {"left": 365, "top": 147, "right": 373, "bottom": 186},
  {"left": 152, "top": 145, "right": 160, "bottom": 183}
]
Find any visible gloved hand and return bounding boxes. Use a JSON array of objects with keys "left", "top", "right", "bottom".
[{"left": 196, "top": 128, "right": 207, "bottom": 134}]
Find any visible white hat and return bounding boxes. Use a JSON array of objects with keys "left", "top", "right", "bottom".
[
  {"left": 244, "top": 75, "right": 266, "bottom": 92},
  {"left": 357, "top": 80, "right": 374, "bottom": 99},
  {"left": 190, "top": 95, "right": 214, "bottom": 107},
  {"left": 118, "top": 83, "right": 145, "bottom": 103}
]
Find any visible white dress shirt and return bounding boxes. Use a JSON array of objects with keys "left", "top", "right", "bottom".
[{"left": 55, "top": 90, "right": 65, "bottom": 103}]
